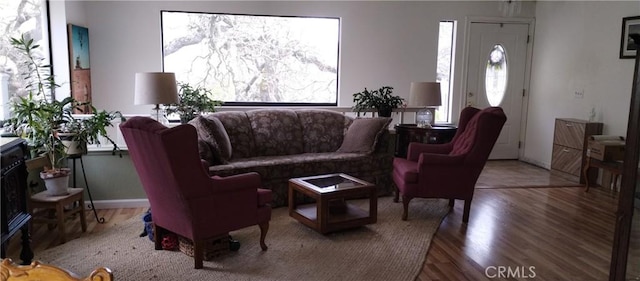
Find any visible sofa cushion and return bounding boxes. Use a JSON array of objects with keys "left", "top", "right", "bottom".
[
  {"left": 196, "top": 139, "right": 216, "bottom": 166},
  {"left": 337, "top": 117, "right": 392, "bottom": 153},
  {"left": 296, "top": 109, "right": 351, "bottom": 153},
  {"left": 209, "top": 151, "right": 394, "bottom": 207},
  {"left": 247, "top": 109, "right": 304, "bottom": 156},
  {"left": 207, "top": 112, "right": 256, "bottom": 159},
  {"left": 189, "top": 116, "right": 230, "bottom": 164}
]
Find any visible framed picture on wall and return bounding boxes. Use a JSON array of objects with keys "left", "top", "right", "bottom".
[
  {"left": 67, "top": 24, "right": 92, "bottom": 113},
  {"left": 620, "top": 16, "right": 640, "bottom": 59}
]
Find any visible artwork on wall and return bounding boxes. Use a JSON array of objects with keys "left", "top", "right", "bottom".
[
  {"left": 620, "top": 16, "right": 640, "bottom": 59},
  {"left": 67, "top": 24, "right": 92, "bottom": 113}
]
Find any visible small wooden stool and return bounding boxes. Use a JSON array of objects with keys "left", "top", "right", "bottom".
[{"left": 29, "top": 188, "right": 87, "bottom": 244}]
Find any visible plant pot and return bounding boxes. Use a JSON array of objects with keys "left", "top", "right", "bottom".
[
  {"left": 377, "top": 107, "right": 393, "bottom": 117},
  {"left": 40, "top": 168, "right": 71, "bottom": 196},
  {"left": 59, "top": 133, "right": 86, "bottom": 156},
  {"left": 61, "top": 140, "right": 87, "bottom": 156}
]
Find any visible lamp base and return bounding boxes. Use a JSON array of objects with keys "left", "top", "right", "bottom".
[
  {"left": 151, "top": 106, "right": 169, "bottom": 125},
  {"left": 416, "top": 108, "right": 435, "bottom": 128}
]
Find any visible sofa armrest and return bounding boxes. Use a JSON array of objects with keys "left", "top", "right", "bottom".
[{"left": 374, "top": 130, "right": 393, "bottom": 154}]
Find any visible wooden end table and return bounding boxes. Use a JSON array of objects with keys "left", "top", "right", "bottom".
[{"left": 288, "top": 173, "right": 377, "bottom": 234}]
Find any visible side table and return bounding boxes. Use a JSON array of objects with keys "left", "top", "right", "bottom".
[
  {"left": 393, "top": 124, "right": 457, "bottom": 158},
  {"left": 583, "top": 158, "right": 623, "bottom": 192},
  {"left": 288, "top": 173, "right": 377, "bottom": 234}
]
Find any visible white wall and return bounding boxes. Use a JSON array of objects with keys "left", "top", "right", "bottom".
[
  {"left": 523, "top": 1, "right": 640, "bottom": 168},
  {"left": 72, "top": 1, "right": 534, "bottom": 118},
  {"left": 49, "top": 0, "right": 89, "bottom": 101}
]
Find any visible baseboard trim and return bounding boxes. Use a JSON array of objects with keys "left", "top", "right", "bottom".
[{"left": 85, "top": 199, "right": 150, "bottom": 209}]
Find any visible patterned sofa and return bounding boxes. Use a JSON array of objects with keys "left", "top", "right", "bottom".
[{"left": 189, "top": 109, "right": 394, "bottom": 207}]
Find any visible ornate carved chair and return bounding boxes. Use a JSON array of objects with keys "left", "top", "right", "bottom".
[
  {"left": 120, "top": 117, "right": 272, "bottom": 269},
  {"left": 0, "top": 259, "right": 112, "bottom": 281},
  {"left": 392, "top": 107, "right": 507, "bottom": 223}
]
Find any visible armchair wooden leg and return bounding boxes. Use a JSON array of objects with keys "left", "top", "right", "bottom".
[
  {"left": 153, "top": 224, "right": 164, "bottom": 250},
  {"left": 393, "top": 185, "right": 400, "bottom": 203},
  {"left": 401, "top": 196, "right": 412, "bottom": 221},
  {"left": 462, "top": 200, "right": 471, "bottom": 223},
  {"left": 449, "top": 199, "right": 455, "bottom": 208},
  {"left": 259, "top": 222, "right": 269, "bottom": 251},
  {"left": 193, "top": 239, "right": 204, "bottom": 269}
]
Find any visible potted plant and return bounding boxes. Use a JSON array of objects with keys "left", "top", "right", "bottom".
[
  {"left": 352, "top": 86, "right": 405, "bottom": 117},
  {"left": 164, "top": 82, "right": 223, "bottom": 124},
  {"left": 60, "top": 106, "right": 124, "bottom": 156},
  {"left": 8, "top": 34, "right": 123, "bottom": 195}
]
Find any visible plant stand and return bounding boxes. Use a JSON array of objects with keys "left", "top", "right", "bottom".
[{"left": 68, "top": 154, "right": 105, "bottom": 223}]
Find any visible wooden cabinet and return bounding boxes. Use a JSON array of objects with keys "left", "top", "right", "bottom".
[
  {"left": 1, "top": 138, "right": 33, "bottom": 264},
  {"left": 550, "top": 118, "right": 602, "bottom": 183}
]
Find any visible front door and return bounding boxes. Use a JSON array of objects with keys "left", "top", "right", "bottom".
[{"left": 465, "top": 22, "right": 530, "bottom": 159}]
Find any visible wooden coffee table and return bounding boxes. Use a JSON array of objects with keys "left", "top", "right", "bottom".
[{"left": 288, "top": 173, "right": 377, "bottom": 234}]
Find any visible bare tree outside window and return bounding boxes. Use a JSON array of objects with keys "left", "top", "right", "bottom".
[
  {"left": 0, "top": 0, "right": 51, "bottom": 120},
  {"left": 161, "top": 11, "right": 340, "bottom": 106}
]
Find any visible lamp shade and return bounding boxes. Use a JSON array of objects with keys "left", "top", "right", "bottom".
[
  {"left": 409, "top": 82, "right": 442, "bottom": 107},
  {"left": 134, "top": 72, "right": 179, "bottom": 105}
]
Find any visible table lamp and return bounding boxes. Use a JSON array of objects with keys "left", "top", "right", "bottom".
[
  {"left": 409, "top": 82, "right": 442, "bottom": 128},
  {"left": 134, "top": 72, "right": 179, "bottom": 124}
]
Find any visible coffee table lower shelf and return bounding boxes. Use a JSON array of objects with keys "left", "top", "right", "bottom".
[{"left": 293, "top": 203, "right": 373, "bottom": 229}]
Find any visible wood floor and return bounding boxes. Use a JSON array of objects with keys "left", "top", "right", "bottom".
[{"left": 5, "top": 160, "right": 639, "bottom": 280}]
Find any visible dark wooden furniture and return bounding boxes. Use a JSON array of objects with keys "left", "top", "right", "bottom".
[
  {"left": 550, "top": 118, "right": 602, "bottom": 183},
  {"left": 1, "top": 138, "right": 33, "bottom": 264},
  {"left": 583, "top": 158, "right": 623, "bottom": 192},
  {"left": 609, "top": 33, "right": 640, "bottom": 281},
  {"left": 30, "top": 188, "right": 87, "bottom": 244},
  {"left": 288, "top": 173, "right": 377, "bottom": 234},
  {"left": 393, "top": 124, "right": 457, "bottom": 158}
]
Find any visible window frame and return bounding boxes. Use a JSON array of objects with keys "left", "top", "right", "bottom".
[{"left": 436, "top": 20, "right": 455, "bottom": 123}]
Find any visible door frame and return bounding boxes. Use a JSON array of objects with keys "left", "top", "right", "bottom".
[{"left": 460, "top": 16, "right": 535, "bottom": 160}]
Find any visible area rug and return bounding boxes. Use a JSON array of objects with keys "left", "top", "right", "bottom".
[{"left": 35, "top": 197, "right": 449, "bottom": 281}]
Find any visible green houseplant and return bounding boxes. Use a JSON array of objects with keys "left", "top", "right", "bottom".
[
  {"left": 352, "top": 86, "right": 405, "bottom": 117},
  {"left": 59, "top": 107, "right": 124, "bottom": 156},
  {"left": 9, "top": 34, "right": 123, "bottom": 195},
  {"left": 164, "top": 82, "right": 223, "bottom": 124}
]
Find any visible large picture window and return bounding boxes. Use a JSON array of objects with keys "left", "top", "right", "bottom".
[
  {"left": 161, "top": 11, "right": 340, "bottom": 106},
  {"left": 0, "top": 0, "right": 51, "bottom": 120}
]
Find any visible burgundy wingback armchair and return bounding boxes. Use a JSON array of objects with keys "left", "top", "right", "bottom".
[
  {"left": 392, "top": 107, "right": 507, "bottom": 223},
  {"left": 120, "top": 117, "right": 272, "bottom": 269}
]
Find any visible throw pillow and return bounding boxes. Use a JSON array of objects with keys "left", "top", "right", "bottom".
[
  {"left": 337, "top": 117, "right": 392, "bottom": 154},
  {"left": 189, "top": 116, "right": 232, "bottom": 164}
]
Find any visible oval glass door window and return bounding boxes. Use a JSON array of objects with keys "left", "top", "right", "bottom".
[{"left": 485, "top": 44, "right": 508, "bottom": 106}]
